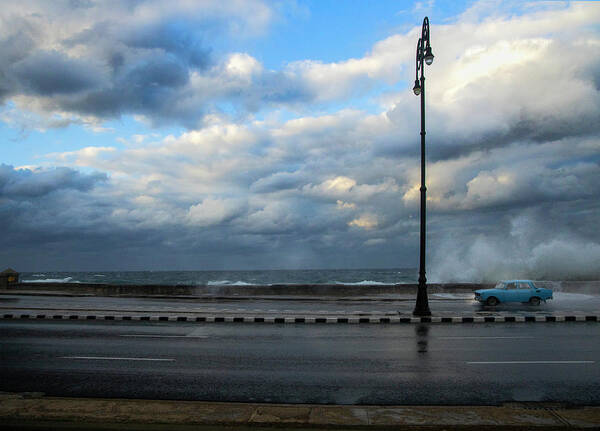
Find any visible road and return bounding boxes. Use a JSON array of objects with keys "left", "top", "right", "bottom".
[{"left": 1, "top": 319, "right": 599, "bottom": 405}]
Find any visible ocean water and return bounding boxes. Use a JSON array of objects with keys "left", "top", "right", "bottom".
[{"left": 20, "top": 268, "right": 417, "bottom": 286}]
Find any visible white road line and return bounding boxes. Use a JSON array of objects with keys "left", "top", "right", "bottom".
[
  {"left": 440, "top": 336, "right": 535, "bottom": 339},
  {"left": 60, "top": 356, "right": 175, "bottom": 361},
  {"left": 467, "top": 361, "right": 595, "bottom": 365},
  {"left": 119, "top": 335, "right": 208, "bottom": 338}
]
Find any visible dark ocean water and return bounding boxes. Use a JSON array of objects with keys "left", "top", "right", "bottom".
[{"left": 20, "top": 268, "right": 417, "bottom": 286}]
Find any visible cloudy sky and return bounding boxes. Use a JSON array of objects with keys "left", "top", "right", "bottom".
[{"left": 1, "top": 0, "right": 599, "bottom": 281}]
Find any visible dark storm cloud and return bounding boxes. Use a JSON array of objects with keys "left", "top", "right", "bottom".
[
  {"left": 59, "top": 55, "right": 192, "bottom": 121},
  {"left": 12, "top": 50, "right": 103, "bottom": 96},
  {"left": 250, "top": 171, "right": 306, "bottom": 193},
  {"left": 0, "top": 3, "right": 252, "bottom": 127},
  {"left": 0, "top": 164, "right": 107, "bottom": 199},
  {"left": 9, "top": 37, "right": 205, "bottom": 126},
  {"left": 0, "top": 24, "right": 37, "bottom": 101},
  {"left": 428, "top": 111, "right": 600, "bottom": 162},
  {"left": 384, "top": 87, "right": 600, "bottom": 163},
  {"left": 0, "top": 1, "right": 318, "bottom": 128}
]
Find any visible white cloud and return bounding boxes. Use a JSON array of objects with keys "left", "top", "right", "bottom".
[
  {"left": 348, "top": 214, "right": 378, "bottom": 230},
  {"left": 225, "top": 53, "right": 263, "bottom": 81},
  {"left": 336, "top": 200, "right": 356, "bottom": 210},
  {"left": 187, "top": 197, "right": 243, "bottom": 227},
  {"left": 304, "top": 176, "right": 399, "bottom": 202}
]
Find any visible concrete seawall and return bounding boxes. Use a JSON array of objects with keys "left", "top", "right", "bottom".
[
  {"left": 11, "top": 282, "right": 487, "bottom": 297},
  {"left": 6, "top": 280, "right": 599, "bottom": 297}
]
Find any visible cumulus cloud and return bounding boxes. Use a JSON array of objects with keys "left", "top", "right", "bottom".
[
  {"left": 2, "top": 1, "right": 600, "bottom": 276},
  {"left": 187, "top": 197, "right": 244, "bottom": 227},
  {"left": 303, "top": 176, "right": 399, "bottom": 203},
  {"left": 0, "top": 0, "right": 277, "bottom": 128},
  {"left": 348, "top": 214, "right": 379, "bottom": 230},
  {"left": 336, "top": 200, "right": 355, "bottom": 210},
  {"left": 385, "top": 5, "right": 600, "bottom": 160},
  {"left": 3, "top": 0, "right": 596, "bottom": 135}
]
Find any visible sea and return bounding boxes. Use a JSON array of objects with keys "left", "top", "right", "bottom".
[{"left": 20, "top": 268, "right": 417, "bottom": 286}]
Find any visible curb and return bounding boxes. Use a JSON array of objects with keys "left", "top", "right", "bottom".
[{"left": 1, "top": 312, "right": 599, "bottom": 324}]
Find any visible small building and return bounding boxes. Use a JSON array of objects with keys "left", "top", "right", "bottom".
[{"left": 0, "top": 268, "right": 19, "bottom": 288}]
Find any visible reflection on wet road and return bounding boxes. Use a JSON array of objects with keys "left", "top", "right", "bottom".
[{"left": 1, "top": 319, "right": 599, "bottom": 405}]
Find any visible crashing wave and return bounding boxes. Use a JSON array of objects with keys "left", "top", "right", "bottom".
[
  {"left": 207, "top": 280, "right": 254, "bottom": 286},
  {"left": 332, "top": 280, "right": 394, "bottom": 286},
  {"left": 22, "top": 277, "right": 77, "bottom": 283}
]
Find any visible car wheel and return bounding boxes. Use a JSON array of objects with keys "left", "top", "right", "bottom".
[
  {"left": 486, "top": 296, "right": 499, "bottom": 306},
  {"left": 529, "top": 297, "right": 541, "bottom": 306}
]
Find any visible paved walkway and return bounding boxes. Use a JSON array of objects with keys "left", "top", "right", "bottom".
[
  {"left": 2, "top": 290, "right": 600, "bottom": 324},
  {"left": 1, "top": 392, "right": 599, "bottom": 430}
]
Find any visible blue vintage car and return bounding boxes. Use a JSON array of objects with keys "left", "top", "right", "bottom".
[{"left": 474, "top": 280, "right": 553, "bottom": 306}]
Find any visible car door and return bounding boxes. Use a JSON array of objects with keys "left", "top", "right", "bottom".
[
  {"left": 516, "top": 281, "right": 532, "bottom": 302},
  {"left": 503, "top": 281, "right": 518, "bottom": 302}
]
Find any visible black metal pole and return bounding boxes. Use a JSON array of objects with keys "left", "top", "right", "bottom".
[{"left": 413, "top": 19, "right": 432, "bottom": 316}]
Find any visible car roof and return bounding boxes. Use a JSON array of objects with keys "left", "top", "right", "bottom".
[{"left": 500, "top": 280, "right": 534, "bottom": 283}]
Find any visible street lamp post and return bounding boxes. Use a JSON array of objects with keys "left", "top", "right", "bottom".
[{"left": 412, "top": 17, "right": 434, "bottom": 316}]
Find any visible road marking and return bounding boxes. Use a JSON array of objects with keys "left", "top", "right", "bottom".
[
  {"left": 467, "top": 361, "right": 595, "bottom": 365},
  {"left": 119, "top": 334, "right": 207, "bottom": 338},
  {"left": 61, "top": 356, "right": 175, "bottom": 361},
  {"left": 440, "top": 336, "right": 535, "bottom": 339}
]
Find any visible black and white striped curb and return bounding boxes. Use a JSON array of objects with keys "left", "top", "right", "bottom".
[{"left": 1, "top": 312, "right": 599, "bottom": 324}]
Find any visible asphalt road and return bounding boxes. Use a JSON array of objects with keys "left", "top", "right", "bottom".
[
  {"left": 2, "top": 291, "right": 599, "bottom": 315},
  {"left": 1, "top": 319, "right": 599, "bottom": 405}
]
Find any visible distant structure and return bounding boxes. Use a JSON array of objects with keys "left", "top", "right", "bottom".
[{"left": 0, "top": 268, "right": 19, "bottom": 288}]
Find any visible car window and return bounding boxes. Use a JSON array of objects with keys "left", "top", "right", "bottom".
[
  {"left": 518, "top": 282, "right": 531, "bottom": 289},
  {"left": 505, "top": 282, "right": 516, "bottom": 290}
]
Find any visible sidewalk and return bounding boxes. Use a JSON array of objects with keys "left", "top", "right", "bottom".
[
  {"left": 2, "top": 289, "right": 600, "bottom": 324},
  {"left": 1, "top": 392, "right": 599, "bottom": 430}
]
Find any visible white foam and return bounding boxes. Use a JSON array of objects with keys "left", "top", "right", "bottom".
[
  {"left": 553, "top": 292, "right": 597, "bottom": 301},
  {"left": 429, "top": 215, "right": 600, "bottom": 283},
  {"left": 22, "top": 277, "right": 77, "bottom": 283},
  {"left": 207, "top": 280, "right": 253, "bottom": 286},
  {"left": 332, "top": 280, "right": 394, "bottom": 286}
]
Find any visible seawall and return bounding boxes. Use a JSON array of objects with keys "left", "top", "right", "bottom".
[{"left": 11, "top": 282, "right": 483, "bottom": 297}]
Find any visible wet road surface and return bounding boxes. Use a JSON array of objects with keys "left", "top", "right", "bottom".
[{"left": 1, "top": 319, "right": 599, "bottom": 405}]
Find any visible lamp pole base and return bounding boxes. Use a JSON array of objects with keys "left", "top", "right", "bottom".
[{"left": 413, "top": 280, "right": 431, "bottom": 316}]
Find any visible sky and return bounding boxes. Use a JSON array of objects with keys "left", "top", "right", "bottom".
[{"left": 1, "top": 0, "right": 600, "bottom": 281}]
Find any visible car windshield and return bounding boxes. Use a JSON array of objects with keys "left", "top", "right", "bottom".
[{"left": 494, "top": 282, "right": 505, "bottom": 289}]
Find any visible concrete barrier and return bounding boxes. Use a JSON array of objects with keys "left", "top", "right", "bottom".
[{"left": 9, "top": 282, "right": 489, "bottom": 297}]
